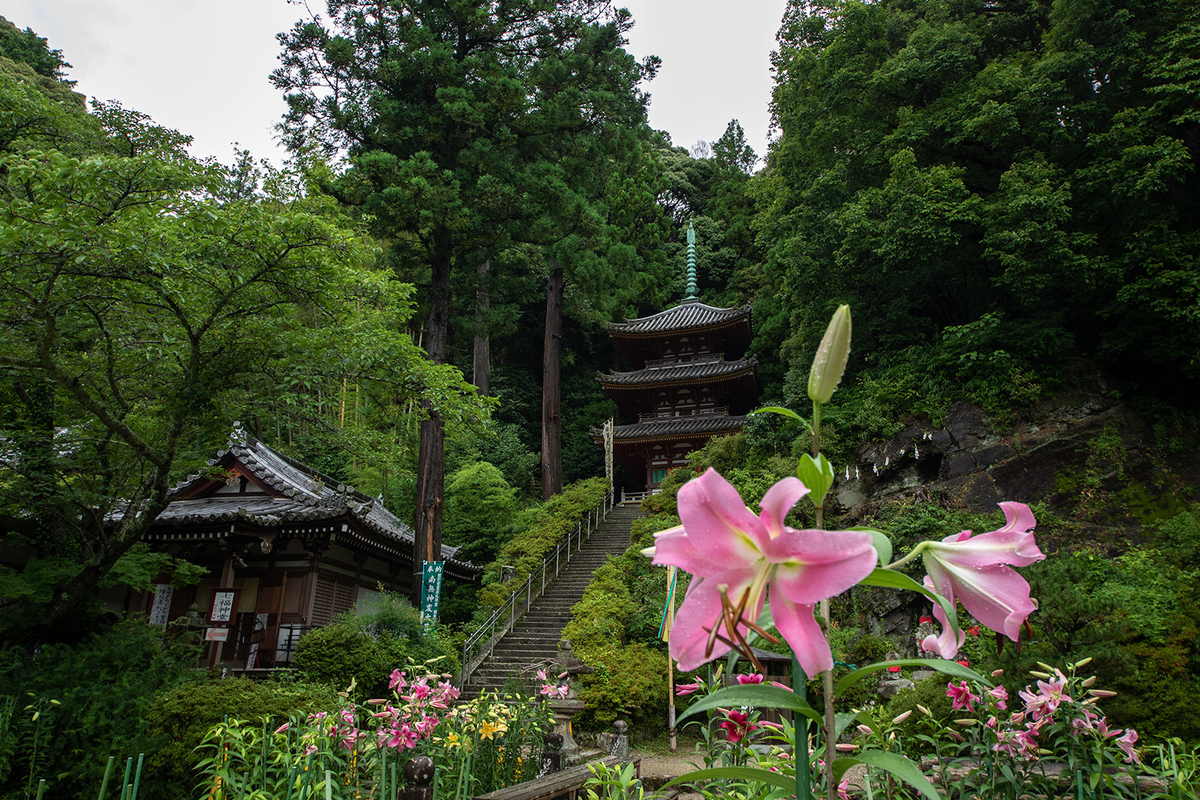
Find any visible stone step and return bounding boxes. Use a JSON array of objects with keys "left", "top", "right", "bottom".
[{"left": 464, "top": 503, "right": 639, "bottom": 694}]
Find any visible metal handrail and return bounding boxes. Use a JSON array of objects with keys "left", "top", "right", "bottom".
[{"left": 459, "top": 489, "right": 615, "bottom": 687}]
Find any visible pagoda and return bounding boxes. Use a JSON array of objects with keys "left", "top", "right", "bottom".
[{"left": 596, "top": 222, "right": 758, "bottom": 491}]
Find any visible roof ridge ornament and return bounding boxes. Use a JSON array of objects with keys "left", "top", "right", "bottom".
[
  {"left": 229, "top": 420, "right": 248, "bottom": 447},
  {"left": 685, "top": 220, "right": 698, "bottom": 300}
]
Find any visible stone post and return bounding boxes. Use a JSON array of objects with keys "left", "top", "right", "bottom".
[
  {"left": 396, "top": 756, "right": 434, "bottom": 800},
  {"left": 610, "top": 720, "right": 630, "bottom": 762},
  {"left": 541, "top": 731, "right": 565, "bottom": 776}
]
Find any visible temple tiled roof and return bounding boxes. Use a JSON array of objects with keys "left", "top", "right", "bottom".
[
  {"left": 600, "top": 414, "right": 751, "bottom": 442},
  {"left": 608, "top": 300, "right": 751, "bottom": 336},
  {"left": 155, "top": 424, "right": 474, "bottom": 573},
  {"left": 599, "top": 357, "right": 757, "bottom": 387}
]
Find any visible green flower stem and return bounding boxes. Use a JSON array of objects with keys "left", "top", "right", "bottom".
[
  {"left": 883, "top": 541, "right": 928, "bottom": 571},
  {"left": 794, "top": 654, "right": 812, "bottom": 800},
  {"left": 812, "top": 398, "right": 835, "bottom": 800}
]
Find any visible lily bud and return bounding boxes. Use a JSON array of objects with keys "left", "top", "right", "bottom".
[
  {"left": 1036, "top": 661, "right": 1056, "bottom": 672},
  {"left": 857, "top": 725, "right": 873, "bottom": 735},
  {"left": 1074, "top": 657, "right": 1093, "bottom": 669},
  {"left": 1029, "top": 670, "right": 1052, "bottom": 679},
  {"left": 808, "top": 305, "right": 852, "bottom": 404},
  {"left": 917, "top": 704, "right": 932, "bottom": 717},
  {"left": 1081, "top": 676, "right": 1097, "bottom": 687},
  {"left": 1088, "top": 689, "right": 1117, "bottom": 698},
  {"left": 991, "top": 669, "right": 1005, "bottom": 678},
  {"left": 954, "top": 719, "right": 977, "bottom": 727},
  {"left": 892, "top": 710, "right": 912, "bottom": 725}
]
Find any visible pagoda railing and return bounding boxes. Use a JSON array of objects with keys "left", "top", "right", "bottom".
[
  {"left": 643, "top": 352, "right": 723, "bottom": 369},
  {"left": 638, "top": 406, "right": 729, "bottom": 423}
]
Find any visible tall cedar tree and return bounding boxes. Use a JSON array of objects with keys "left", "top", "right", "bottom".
[{"left": 273, "top": 1, "right": 657, "bottom": 564}]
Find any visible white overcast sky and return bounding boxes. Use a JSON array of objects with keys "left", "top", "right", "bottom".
[{"left": 0, "top": 0, "right": 787, "bottom": 167}]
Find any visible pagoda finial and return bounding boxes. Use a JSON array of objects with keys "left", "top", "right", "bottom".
[{"left": 685, "top": 220, "right": 698, "bottom": 300}]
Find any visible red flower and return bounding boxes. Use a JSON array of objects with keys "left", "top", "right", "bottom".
[
  {"left": 718, "top": 710, "right": 759, "bottom": 744},
  {"left": 966, "top": 626, "right": 981, "bottom": 637},
  {"left": 956, "top": 660, "right": 970, "bottom": 667},
  {"left": 887, "top": 665, "right": 901, "bottom": 673},
  {"left": 919, "top": 616, "right": 933, "bottom": 624}
]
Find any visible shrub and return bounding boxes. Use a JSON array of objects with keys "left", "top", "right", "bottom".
[
  {"left": 293, "top": 599, "right": 459, "bottom": 696},
  {"left": 442, "top": 461, "right": 519, "bottom": 564},
  {"left": 146, "top": 676, "right": 338, "bottom": 797},
  {"left": 292, "top": 620, "right": 392, "bottom": 693},
  {"left": 0, "top": 618, "right": 200, "bottom": 800},
  {"left": 574, "top": 642, "right": 670, "bottom": 729}
]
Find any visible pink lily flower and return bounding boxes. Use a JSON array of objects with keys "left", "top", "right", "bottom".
[
  {"left": 388, "top": 669, "right": 407, "bottom": 692},
  {"left": 736, "top": 673, "right": 765, "bottom": 685},
  {"left": 921, "top": 502, "right": 1045, "bottom": 654},
  {"left": 1117, "top": 729, "right": 1140, "bottom": 764},
  {"left": 946, "top": 680, "right": 978, "bottom": 711},
  {"left": 648, "top": 469, "right": 877, "bottom": 675},
  {"left": 988, "top": 685, "right": 1009, "bottom": 711},
  {"left": 1096, "top": 717, "right": 1122, "bottom": 739},
  {"left": 920, "top": 576, "right": 966, "bottom": 658}
]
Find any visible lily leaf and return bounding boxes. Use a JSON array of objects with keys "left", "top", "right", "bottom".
[
  {"left": 797, "top": 453, "right": 835, "bottom": 508},
  {"left": 677, "top": 685, "right": 821, "bottom": 727},
  {"left": 859, "top": 567, "right": 960, "bottom": 641},
  {"left": 832, "top": 751, "right": 941, "bottom": 800},
  {"left": 850, "top": 527, "right": 892, "bottom": 567},
  {"left": 658, "top": 766, "right": 796, "bottom": 793},
  {"left": 835, "top": 710, "right": 871, "bottom": 740},
  {"left": 750, "top": 405, "right": 811, "bottom": 432},
  {"left": 835, "top": 658, "right": 992, "bottom": 694}
]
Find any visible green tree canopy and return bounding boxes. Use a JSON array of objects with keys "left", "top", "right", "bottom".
[
  {"left": 0, "top": 78, "right": 488, "bottom": 637},
  {"left": 759, "top": 0, "right": 1200, "bottom": 406}
]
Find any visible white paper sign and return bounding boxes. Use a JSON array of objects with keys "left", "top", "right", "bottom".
[{"left": 148, "top": 584, "right": 173, "bottom": 628}]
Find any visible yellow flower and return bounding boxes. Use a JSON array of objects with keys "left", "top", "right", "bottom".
[{"left": 479, "top": 720, "right": 501, "bottom": 740}]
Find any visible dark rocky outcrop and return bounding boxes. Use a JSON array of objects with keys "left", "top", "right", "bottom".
[
  {"left": 828, "top": 384, "right": 1197, "bottom": 651},
  {"left": 835, "top": 394, "right": 1194, "bottom": 543}
]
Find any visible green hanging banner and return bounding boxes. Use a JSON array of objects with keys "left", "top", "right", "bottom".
[{"left": 419, "top": 561, "right": 445, "bottom": 629}]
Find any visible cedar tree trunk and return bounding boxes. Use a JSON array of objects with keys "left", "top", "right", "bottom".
[
  {"left": 541, "top": 259, "right": 564, "bottom": 500},
  {"left": 413, "top": 247, "right": 450, "bottom": 602},
  {"left": 472, "top": 258, "right": 491, "bottom": 396}
]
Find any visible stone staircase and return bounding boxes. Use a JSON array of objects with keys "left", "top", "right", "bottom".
[{"left": 461, "top": 504, "right": 642, "bottom": 697}]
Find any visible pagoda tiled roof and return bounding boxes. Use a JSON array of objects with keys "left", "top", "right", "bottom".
[
  {"left": 601, "top": 414, "right": 751, "bottom": 442},
  {"left": 609, "top": 300, "right": 751, "bottom": 336},
  {"left": 599, "top": 356, "right": 757, "bottom": 388},
  {"left": 152, "top": 424, "right": 475, "bottom": 574}
]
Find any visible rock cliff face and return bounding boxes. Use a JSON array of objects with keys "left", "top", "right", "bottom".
[
  {"left": 831, "top": 389, "right": 1196, "bottom": 651},
  {"left": 835, "top": 396, "right": 1190, "bottom": 537}
]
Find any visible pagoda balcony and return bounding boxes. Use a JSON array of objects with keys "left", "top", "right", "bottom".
[
  {"left": 643, "top": 352, "right": 723, "bottom": 369},
  {"left": 638, "top": 406, "right": 729, "bottom": 423}
]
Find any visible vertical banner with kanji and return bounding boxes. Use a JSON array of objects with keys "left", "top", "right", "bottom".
[
  {"left": 148, "top": 584, "right": 173, "bottom": 628},
  {"left": 420, "top": 561, "right": 444, "bottom": 629}
]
